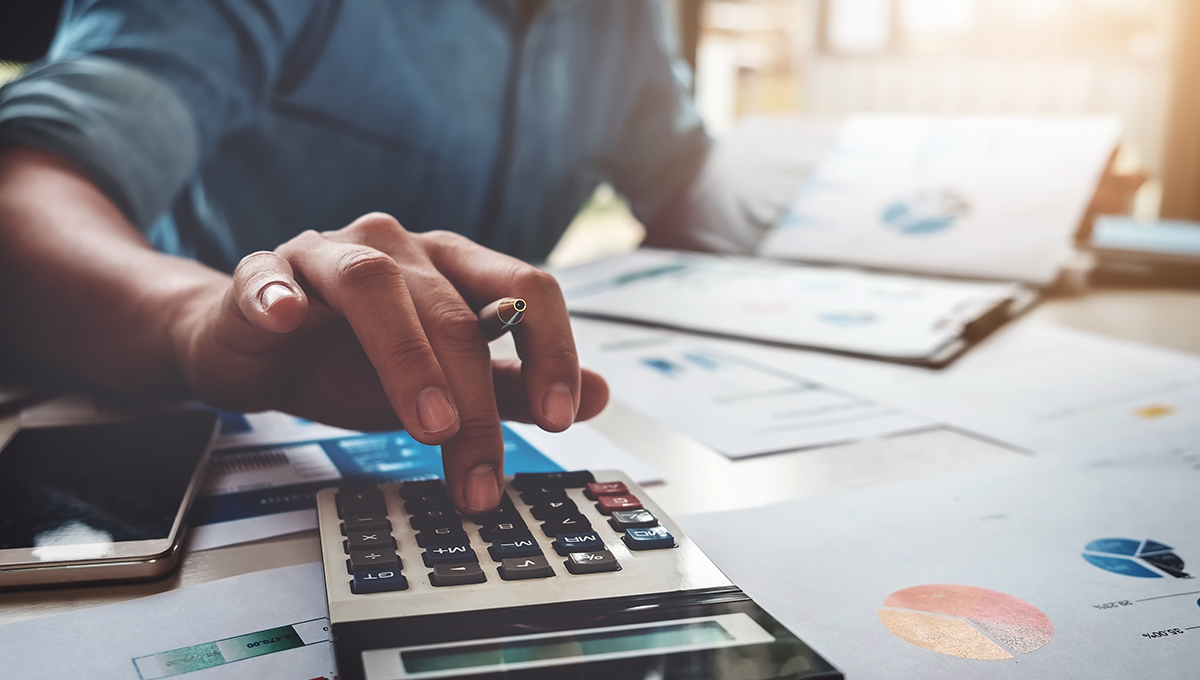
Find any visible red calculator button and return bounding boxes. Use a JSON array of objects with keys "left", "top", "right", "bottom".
[
  {"left": 585, "top": 481, "right": 629, "bottom": 499},
  {"left": 595, "top": 495, "right": 642, "bottom": 514}
]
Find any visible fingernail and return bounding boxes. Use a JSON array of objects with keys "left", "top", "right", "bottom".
[
  {"left": 417, "top": 388, "right": 457, "bottom": 434},
  {"left": 465, "top": 463, "right": 500, "bottom": 512},
  {"left": 542, "top": 383, "right": 576, "bottom": 430},
  {"left": 259, "top": 283, "right": 293, "bottom": 312}
]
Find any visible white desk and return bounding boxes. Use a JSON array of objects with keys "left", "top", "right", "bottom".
[{"left": 3, "top": 117, "right": 1198, "bottom": 628}]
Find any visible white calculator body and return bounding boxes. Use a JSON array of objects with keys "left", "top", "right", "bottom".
[{"left": 316, "top": 470, "right": 842, "bottom": 680}]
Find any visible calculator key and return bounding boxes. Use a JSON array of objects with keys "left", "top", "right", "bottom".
[
  {"left": 399, "top": 479, "right": 447, "bottom": 500},
  {"left": 337, "top": 487, "right": 386, "bottom": 517},
  {"left": 344, "top": 530, "right": 395, "bottom": 552},
  {"left": 417, "top": 527, "right": 471, "bottom": 548},
  {"left": 404, "top": 496, "right": 457, "bottom": 516},
  {"left": 609, "top": 509, "right": 659, "bottom": 531},
  {"left": 423, "top": 543, "right": 479, "bottom": 566},
  {"left": 512, "top": 471, "right": 595, "bottom": 490},
  {"left": 540, "top": 514, "right": 592, "bottom": 537},
  {"left": 585, "top": 481, "right": 628, "bottom": 499},
  {"left": 623, "top": 526, "right": 676, "bottom": 550},
  {"left": 530, "top": 499, "right": 578, "bottom": 521},
  {"left": 479, "top": 521, "right": 530, "bottom": 543},
  {"left": 552, "top": 531, "right": 605, "bottom": 555},
  {"left": 488, "top": 537, "right": 543, "bottom": 561},
  {"left": 595, "top": 495, "right": 643, "bottom": 514},
  {"left": 347, "top": 549, "right": 400, "bottom": 574},
  {"left": 341, "top": 514, "right": 391, "bottom": 534},
  {"left": 430, "top": 562, "right": 487, "bottom": 587},
  {"left": 499, "top": 555, "right": 556, "bottom": 580},
  {"left": 468, "top": 495, "right": 519, "bottom": 525},
  {"left": 564, "top": 550, "right": 622, "bottom": 574},
  {"left": 350, "top": 568, "right": 408, "bottom": 594},
  {"left": 519, "top": 486, "right": 568, "bottom": 506},
  {"left": 408, "top": 508, "right": 462, "bottom": 531}
]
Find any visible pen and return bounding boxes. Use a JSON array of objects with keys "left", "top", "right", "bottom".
[{"left": 478, "top": 297, "right": 526, "bottom": 341}]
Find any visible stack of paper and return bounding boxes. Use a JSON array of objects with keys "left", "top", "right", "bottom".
[
  {"left": 680, "top": 448, "right": 1200, "bottom": 679},
  {"left": 761, "top": 114, "right": 1121, "bottom": 285}
]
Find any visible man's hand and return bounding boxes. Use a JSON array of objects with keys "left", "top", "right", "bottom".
[{"left": 172, "top": 213, "right": 608, "bottom": 513}]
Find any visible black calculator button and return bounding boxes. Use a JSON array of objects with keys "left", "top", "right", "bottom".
[
  {"left": 488, "top": 537, "right": 542, "bottom": 561},
  {"left": 347, "top": 550, "right": 400, "bottom": 574},
  {"left": 552, "top": 531, "right": 605, "bottom": 555},
  {"left": 512, "top": 471, "right": 594, "bottom": 490},
  {"left": 530, "top": 499, "right": 578, "bottom": 521},
  {"left": 564, "top": 550, "right": 621, "bottom": 574},
  {"left": 609, "top": 509, "right": 659, "bottom": 531},
  {"left": 350, "top": 568, "right": 408, "bottom": 594},
  {"left": 399, "top": 480, "right": 447, "bottom": 500},
  {"left": 430, "top": 562, "right": 487, "bottom": 587},
  {"left": 337, "top": 487, "right": 386, "bottom": 517},
  {"left": 423, "top": 543, "right": 479, "bottom": 566},
  {"left": 341, "top": 514, "right": 391, "bottom": 535},
  {"left": 344, "top": 530, "right": 396, "bottom": 552},
  {"left": 540, "top": 514, "right": 592, "bottom": 537},
  {"left": 417, "top": 527, "right": 471, "bottom": 548},
  {"left": 499, "top": 555, "right": 556, "bottom": 580},
  {"left": 408, "top": 508, "right": 462, "bottom": 531},
  {"left": 519, "top": 486, "right": 568, "bottom": 506},
  {"left": 404, "top": 496, "right": 456, "bottom": 516},
  {"left": 469, "top": 498, "right": 519, "bottom": 525},
  {"left": 623, "top": 526, "right": 677, "bottom": 551},
  {"left": 479, "top": 521, "right": 529, "bottom": 543}
]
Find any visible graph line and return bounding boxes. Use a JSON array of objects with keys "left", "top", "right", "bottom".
[{"left": 1135, "top": 589, "right": 1200, "bottom": 603}]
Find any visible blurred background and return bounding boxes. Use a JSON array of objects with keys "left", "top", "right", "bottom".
[{"left": 3, "top": 0, "right": 1197, "bottom": 266}]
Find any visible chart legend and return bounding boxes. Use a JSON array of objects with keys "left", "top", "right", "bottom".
[{"left": 878, "top": 584, "right": 1053, "bottom": 660}]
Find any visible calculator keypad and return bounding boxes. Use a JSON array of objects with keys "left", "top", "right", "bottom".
[{"left": 332, "top": 470, "right": 678, "bottom": 596}]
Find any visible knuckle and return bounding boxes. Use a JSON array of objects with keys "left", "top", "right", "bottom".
[
  {"left": 538, "top": 338, "right": 580, "bottom": 364},
  {"left": 346, "top": 212, "right": 407, "bottom": 241},
  {"left": 384, "top": 336, "right": 437, "bottom": 371},
  {"left": 514, "top": 267, "right": 560, "bottom": 296},
  {"left": 430, "top": 303, "right": 485, "bottom": 346},
  {"left": 453, "top": 411, "right": 501, "bottom": 444},
  {"left": 334, "top": 247, "right": 403, "bottom": 290},
  {"left": 234, "top": 250, "right": 281, "bottom": 276}
]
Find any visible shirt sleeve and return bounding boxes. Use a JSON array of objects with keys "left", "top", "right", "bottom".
[
  {"left": 606, "top": 0, "right": 761, "bottom": 254},
  {"left": 0, "top": 0, "right": 324, "bottom": 230}
]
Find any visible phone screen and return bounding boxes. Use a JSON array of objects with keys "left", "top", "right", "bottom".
[{"left": 0, "top": 411, "right": 216, "bottom": 551}]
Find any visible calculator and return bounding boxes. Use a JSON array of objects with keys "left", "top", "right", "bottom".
[{"left": 316, "top": 470, "right": 842, "bottom": 680}]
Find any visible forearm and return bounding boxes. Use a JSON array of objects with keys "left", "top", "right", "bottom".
[{"left": 0, "top": 147, "right": 226, "bottom": 393}]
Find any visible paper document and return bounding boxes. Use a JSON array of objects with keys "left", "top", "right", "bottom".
[
  {"left": 680, "top": 448, "right": 1200, "bottom": 679},
  {"left": 189, "top": 412, "right": 657, "bottom": 551},
  {"left": 0, "top": 563, "right": 335, "bottom": 679},
  {"left": 760, "top": 114, "right": 1121, "bottom": 284},
  {"left": 702, "top": 320, "right": 1200, "bottom": 460},
  {"left": 571, "top": 318, "right": 932, "bottom": 458},
  {"left": 558, "top": 248, "right": 1024, "bottom": 363}
]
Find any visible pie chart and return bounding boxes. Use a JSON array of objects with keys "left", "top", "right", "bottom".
[
  {"left": 1082, "top": 538, "right": 1191, "bottom": 579},
  {"left": 878, "top": 584, "right": 1054, "bottom": 660}
]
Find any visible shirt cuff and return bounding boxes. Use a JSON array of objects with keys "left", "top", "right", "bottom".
[{"left": 0, "top": 55, "right": 199, "bottom": 230}]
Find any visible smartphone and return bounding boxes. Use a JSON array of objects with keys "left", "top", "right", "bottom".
[{"left": 0, "top": 408, "right": 219, "bottom": 589}]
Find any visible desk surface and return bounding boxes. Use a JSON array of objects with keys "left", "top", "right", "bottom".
[
  {"left": 3, "top": 115, "right": 1199, "bottom": 629},
  {"left": 2, "top": 286, "right": 1196, "bottom": 626}
]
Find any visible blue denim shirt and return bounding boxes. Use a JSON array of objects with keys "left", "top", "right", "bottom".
[{"left": 0, "top": 0, "right": 710, "bottom": 270}]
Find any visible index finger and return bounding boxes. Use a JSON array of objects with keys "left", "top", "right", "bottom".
[
  {"left": 275, "top": 231, "right": 462, "bottom": 444},
  {"left": 419, "top": 231, "right": 581, "bottom": 432}
]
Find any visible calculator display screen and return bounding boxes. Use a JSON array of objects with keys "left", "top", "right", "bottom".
[
  {"left": 401, "top": 620, "right": 732, "bottom": 674},
  {"left": 0, "top": 412, "right": 216, "bottom": 553}
]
